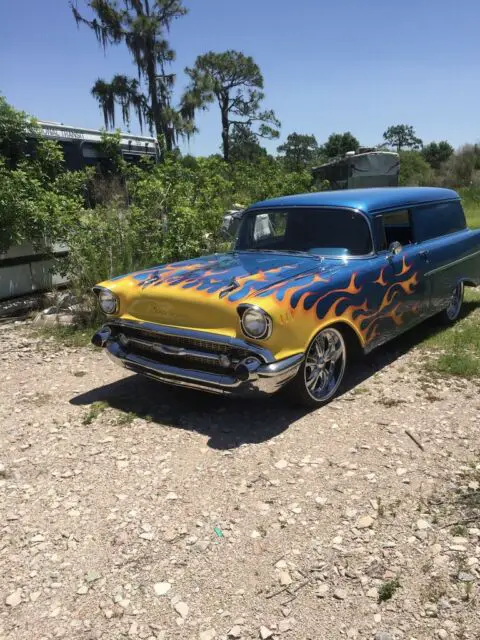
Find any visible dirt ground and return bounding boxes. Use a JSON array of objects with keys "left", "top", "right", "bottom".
[{"left": 0, "top": 322, "right": 479, "bottom": 640}]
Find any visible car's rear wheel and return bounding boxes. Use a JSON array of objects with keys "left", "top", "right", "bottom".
[
  {"left": 439, "top": 282, "right": 464, "bottom": 324},
  {"left": 287, "top": 327, "right": 347, "bottom": 408}
]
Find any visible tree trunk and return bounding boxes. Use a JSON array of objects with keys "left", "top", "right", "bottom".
[{"left": 221, "top": 94, "right": 230, "bottom": 162}]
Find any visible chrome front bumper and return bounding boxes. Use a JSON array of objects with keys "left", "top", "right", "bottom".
[{"left": 92, "top": 321, "right": 304, "bottom": 397}]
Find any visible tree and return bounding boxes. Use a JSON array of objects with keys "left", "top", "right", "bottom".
[
  {"left": 383, "top": 124, "right": 422, "bottom": 152},
  {"left": 421, "top": 141, "right": 454, "bottom": 170},
  {"left": 229, "top": 124, "right": 267, "bottom": 163},
  {"left": 0, "top": 95, "right": 38, "bottom": 169},
  {"left": 398, "top": 151, "right": 432, "bottom": 186},
  {"left": 322, "top": 132, "right": 359, "bottom": 159},
  {"left": 277, "top": 132, "right": 320, "bottom": 171},
  {"left": 182, "top": 50, "right": 280, "bottom": 162},
  {"left": 70, "top": 0, "right": 193, "bottom": 156}
]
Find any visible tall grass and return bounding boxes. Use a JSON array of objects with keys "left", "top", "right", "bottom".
[{"left": 459, "top": 187, "right": 480, "bottom": 229}]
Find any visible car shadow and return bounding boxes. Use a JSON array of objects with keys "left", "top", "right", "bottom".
[{"left": 70, "top": 298, "right": 479, "bottom": 450}]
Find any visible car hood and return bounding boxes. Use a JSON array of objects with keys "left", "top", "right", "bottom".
[{"left": 99, "top": 251, "right": 343, "bottom": 334}]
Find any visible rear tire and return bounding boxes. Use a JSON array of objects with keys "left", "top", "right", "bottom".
[
  {"left": 438, "top": 282, "right": 464, "bottom": 325},
  {"left": 286, "top": 327, "right": 347, "bottom": 408}
]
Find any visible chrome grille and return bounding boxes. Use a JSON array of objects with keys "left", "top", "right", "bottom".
[{"left": 110, "top": 324, "right": 253, "bottom": 373}]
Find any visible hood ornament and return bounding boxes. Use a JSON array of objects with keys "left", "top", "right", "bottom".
[{"left": 219, "top": 277, "right": 240, "bottom": 298}]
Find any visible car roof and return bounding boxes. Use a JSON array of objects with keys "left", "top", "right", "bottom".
[{"left": 248, "top": 187, "right": 460, "bottom": 217}]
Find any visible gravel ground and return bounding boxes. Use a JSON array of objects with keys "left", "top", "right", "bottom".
[{"left": 1, "top": 322, "right": 479, "bottom": 640}]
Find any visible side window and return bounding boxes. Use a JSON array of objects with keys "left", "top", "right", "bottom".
[
  {"left": 377, "top": 210, "right": 414, "bottom": 250},
  {"left": 412, "top": 201, "right": 466, "bottom": 242}
]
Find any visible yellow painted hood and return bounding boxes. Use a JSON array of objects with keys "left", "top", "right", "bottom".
[{"left": 96, "top": 252, "right": 324, "bottom": 337}]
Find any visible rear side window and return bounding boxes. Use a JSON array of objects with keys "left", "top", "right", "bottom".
[
  {"left": 413, "top": 201, "right": 466, "bottom": 242},
  {"left": 376, "top": 209, "right": 414, "bottom": 250}
]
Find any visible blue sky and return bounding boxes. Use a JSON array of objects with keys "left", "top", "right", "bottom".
[{"left": 1, "top": 0, "right": 479, "bottom": 156}]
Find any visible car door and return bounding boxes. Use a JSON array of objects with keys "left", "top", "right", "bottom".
[{"left": 366, "top": 209, "right": 431, "bottom": 349}]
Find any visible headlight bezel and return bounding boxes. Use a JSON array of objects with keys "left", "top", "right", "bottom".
[
  {"left": 237, "top": 304, "right": 273, "bottom": 341},
  {"left": 93, "top": 286, "right": 119, "bottom": 315}
]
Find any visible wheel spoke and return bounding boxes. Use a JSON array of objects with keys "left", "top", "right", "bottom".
[{"left": 306, "top": 370, "right": 321, "bottom": 389}]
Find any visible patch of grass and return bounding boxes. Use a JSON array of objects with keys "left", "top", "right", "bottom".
[
  {"left": 82, "top": 401, "right": 109, "bottom": 425},
  {"left": 460, "top": 186, "right": 480, "bottom": 229},
  {"left": 451, "top": 524, "right": 468, "bottom": 536},
  {"left": 35, "top": 325, "right": 94, "bottom": 348},
  {"left": 422, "top": 288, "right": 480, "bottom": 379},
  {"left": 116, "top": 411, "right": 136, "bottom": 425},
  {"left": 378, "top": 578, "right": 401, "bottom": 602}
]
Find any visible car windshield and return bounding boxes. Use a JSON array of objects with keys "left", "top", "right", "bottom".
[{"left": 234, "top": 207, "right": 372, "bottom": 257}]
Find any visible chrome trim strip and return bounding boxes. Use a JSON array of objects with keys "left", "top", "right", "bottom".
[
  {"left": 105, "top": 319, "right": 275, "bottom": 362},
  {"left": 424, "top": 249, "right": 480, "bottom": 278}
]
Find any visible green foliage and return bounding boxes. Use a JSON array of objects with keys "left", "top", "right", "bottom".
[
  {"left": 98, "top": 129, "right": 127, "bottom": 176},
  {"left": 0, "top": 95, "right": 38, "bottom": 168},
  {"left": 277, "top": 132, "right": 320, "bottom": 171},
  {"left": 422, "top": 140, "right": 454, "bottom": 170},
  {"left": 322, "top": 132, "right": 359, "bottom": 159},
  {"left": 183, "top": 50, "right": 280, "bottom": 161},
  {"left": 398, "top": 151, "right": 432, "bottom": 186},
  {"left": 378, "top": 578, "right": 401, "bottom": 602},
  {"left": 383, "top": 124, "right": 422, "bottom": 151},
  {"left": 459, "top": 187, "right": 480, "bottom": 229},
  {"left": 229, "top": 124, "right": 268, "bottom": 163}
]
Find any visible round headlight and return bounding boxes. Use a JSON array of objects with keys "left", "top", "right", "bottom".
[
  {"left": 98, "top": 289, "right": 118, "bottom": 315},
  {"left": 240, "top": 307, "right": 272, "bottom": 340}
]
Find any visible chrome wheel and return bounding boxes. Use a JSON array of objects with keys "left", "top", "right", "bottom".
[
  {"left": 304, "top": 328, "right": 346, "bottom": 402},
  {"left": 446, "top": 282, "right": 464, "bottom": 321}
]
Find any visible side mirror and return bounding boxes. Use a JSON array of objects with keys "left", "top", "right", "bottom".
[{"left": 388, "top": 241, "right": 402, "bottom": 256}]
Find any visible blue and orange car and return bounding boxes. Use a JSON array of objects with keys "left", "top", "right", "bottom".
[{"left": 92, "top": 187, "right": 480, "bottom": 407}]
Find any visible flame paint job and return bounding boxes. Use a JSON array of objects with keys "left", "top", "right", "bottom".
[{"left": 97, "top": 250, "right": 422, "bottom": 359}]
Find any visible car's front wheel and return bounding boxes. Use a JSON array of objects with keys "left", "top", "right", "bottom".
[{"left": 287, "top": 327, "right": 347, "bottom": 408}]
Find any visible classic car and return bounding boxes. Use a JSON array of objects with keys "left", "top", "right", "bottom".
[{"left": 92, "top": 187, "right": 480, "bottom": 407}]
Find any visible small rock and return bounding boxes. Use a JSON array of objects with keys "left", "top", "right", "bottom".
[
  {"left": 85, "top": 570, "right": 102, "bottom": 583},
  {"left": 199, "top": 629, "right": 216, "bottom": 640},
  {"left": 76, "top": 585, "right": 88, "bottom": 595},
  {"left": 278, "top": 571, "right": 292, "bottom": 586},
  {"left": 154, "top": 582, "right": 171, "bottom": 596},
  {"left": 278, "top": 619, "right": 292, "bottom": 633},
  {"left": 260, "top": 626, "right": 273, "bottom": 639},
  {"left": 375, "top": 634, "right": 394, "bottom": 640},
  {"left": 6, "top": 589, "right": 22, "bottom": 607},
  {"left": 274, "top": 459, "right": 288, "bottom": 470},
  {"left": 437, "top": 631, "right": 448, "bottom": 640},
  {"left": 416, "top": 519, "right": 431, "bottom": 530},
  {"left": 174, "top": 601, "right": 189, "bottom": 619},
  {"left": 366, "top": 587, "right": 378, "bottom": 599},
  {"left": 356, "top": 515, "right": 374, "bottom": 529},
  {"left": 333, "top": 588, "right": 347, "bottom": 600},
  {"left": 166, "top": 492, "right": 178, "bottom": 501},
  {"left": 457, "top": 571, "right": 475, "bottom": 582},
  {"left": 30, "top": 591, "right": 41, "bottom": 602},
  {"left": 0, "top": 462, "right": 6, "bottom": 476},
  {"left": 228, "top": 626, "right": 242, "bottom": 638},
  {"left": 396, "top": 468, "right": 407, "bottom": 476},
  {"left": 316, "top": 584, "right": 330, "bottom": 597}
]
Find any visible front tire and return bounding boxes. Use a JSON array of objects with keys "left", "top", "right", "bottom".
[
  {"left": 439, "top": 282, "right": 464, "bottom": 325},
  {"left": 287, "top": 327, "right": 347, "bottom": 408}
]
